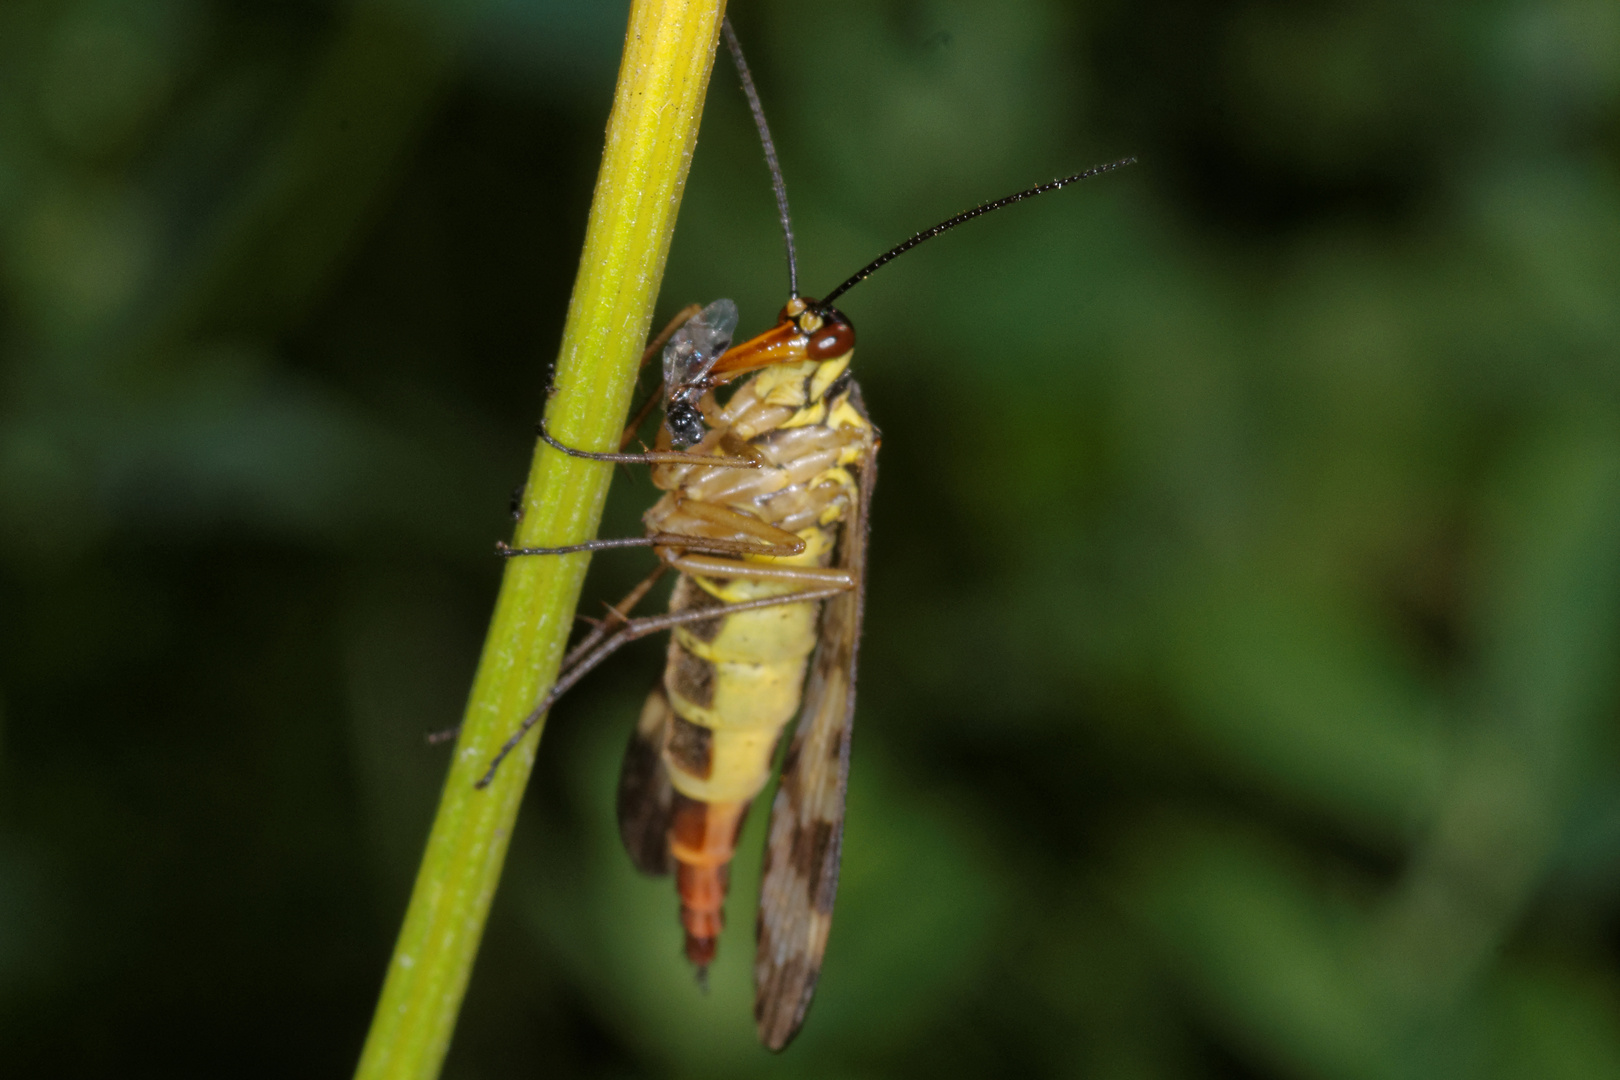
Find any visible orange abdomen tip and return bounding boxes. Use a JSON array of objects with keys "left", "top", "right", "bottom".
[
  {"left": 668, "top": 796, "right": 747, "bottom": 968},
  {"left": 677, "top": 864, "right": 727, "bottom": 947}
]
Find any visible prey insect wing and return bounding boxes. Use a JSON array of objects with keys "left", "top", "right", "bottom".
[
  {"left": 662, "top": 299, "right": 737, "bottom": 395},
  {"left": 663, "top": 298, "right": 738, "bottom": 448},
  {"left": 755, "top": 392, "right": 876, "bottom": 1051}
]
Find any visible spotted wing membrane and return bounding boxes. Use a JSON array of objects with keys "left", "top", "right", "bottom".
[
  {"left": 616, "top": 688, "right": 677, "bottom": 875},
  {"left": 754, "top": 397, "right": 876, "bottom": 1051}
]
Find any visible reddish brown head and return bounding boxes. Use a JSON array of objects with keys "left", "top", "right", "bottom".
[{"left": 708, "top": 298, "right": 855, "bottom": 378}]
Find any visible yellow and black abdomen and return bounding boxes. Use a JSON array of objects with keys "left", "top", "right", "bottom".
[
  {"left": 660, "top": 566, "right": 827, "bottom": 804},
  {"left": 654, "top": 509, "right": 843, "bottom": 969}
]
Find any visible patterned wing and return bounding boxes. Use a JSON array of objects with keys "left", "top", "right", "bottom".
[
  {"left": 754, "top": 412, "right": 876, "bottom": 1051},
  {"left": 616, "top": 686, "right": 676, "bottom": 875}
]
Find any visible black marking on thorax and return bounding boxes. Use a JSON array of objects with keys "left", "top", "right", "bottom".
[{"left": 821, "top": 367, "right": 853, "bottom": 404}]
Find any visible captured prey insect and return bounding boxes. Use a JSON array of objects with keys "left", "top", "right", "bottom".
[{"left": 477, "top": 20, "right": 1134, "bottom": 1051}]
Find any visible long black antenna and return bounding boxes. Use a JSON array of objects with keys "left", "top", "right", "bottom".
[
  {"left": 722, "top": 18, "right": 799, "bottom": 298},
  {"left": 820, "top": 156, "right": 1137, "bottom": 307}
]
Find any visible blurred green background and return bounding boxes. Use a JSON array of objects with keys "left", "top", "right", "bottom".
[{"left": 4, "top": 0, "right": 1620, "bottom": 1076}]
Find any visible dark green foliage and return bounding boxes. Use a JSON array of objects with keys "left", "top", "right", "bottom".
[{"left": 2, "top": 0, "right": 1618, "bottom": 1076}]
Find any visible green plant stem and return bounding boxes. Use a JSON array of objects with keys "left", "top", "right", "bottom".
[{"left": 353, "top": 2, "right": 727, "bottom": 1076}]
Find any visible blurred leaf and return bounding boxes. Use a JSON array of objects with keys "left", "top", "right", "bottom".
[
  {"left": 1475, "top": 412, "right": 1620, "bottom": 762},
  {"left": 1123, "top": 820, "right": 1388, "bottom": 1080},
  {"left": 1163, "top": 576, "right": 1449, "bottom": 839},
  {"left": 1486, "top": 961, "right": 1620, "bottom": 1080}
]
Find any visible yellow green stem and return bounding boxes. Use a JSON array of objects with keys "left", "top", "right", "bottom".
[{"left": 353, "top": 2, "right": 727, "bottom": 1076}]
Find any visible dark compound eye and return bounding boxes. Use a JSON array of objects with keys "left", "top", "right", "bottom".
[
  {"left": 666, "top": 402, "right": 707, "bottom": 449},
  {"left": 805, "top": 317, "right": 855, "bottom": 360}
]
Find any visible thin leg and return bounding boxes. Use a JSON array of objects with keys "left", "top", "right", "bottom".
[
  {"left": 496, "top": 531, "right": 804, "bottom": 559},
  {"left": 474, "top": 582, "right": 854, "bottom": 789},
  {"left": 666, "top": 497, "right": 800, "bottom": 545},
  {"left": 560, "top": 564, "right": 668, "bottom": 672},
  {"left": 667, "top": 553, "right": 855, "bottom": 587},
  {"left": 538, "top": 420, "right": 761, "bottom": 469},
  {"left": 497, "top": 535, "right": 670, "bottom": 557},
  {"left": 426, "top": 565, "right": 669, "bottom": 748}
]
